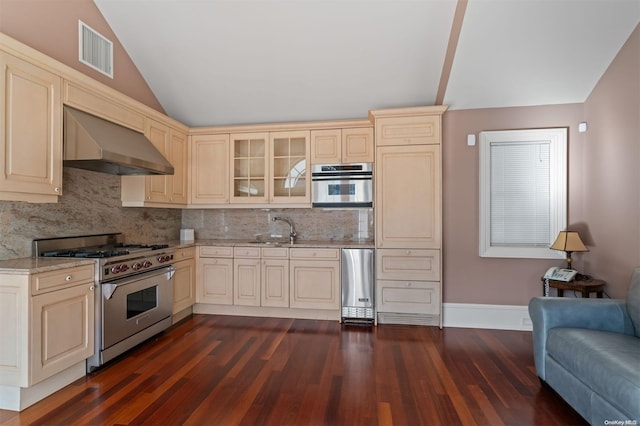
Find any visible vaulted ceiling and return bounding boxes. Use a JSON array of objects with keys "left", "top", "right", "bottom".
[{"left": 93, "top": 0, "right": 639, "bottom": 127}]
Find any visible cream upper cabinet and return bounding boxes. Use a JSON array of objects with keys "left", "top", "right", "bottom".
[
  {"left": 121, "top": 118, "right": 188, "bottom": 206},
  {"left": 0, "top": 51, "right": 62, "bottom": 202},
  {"left": 270, "top": 130, "right": 310, "bottom": 204},
  {"left": 230, "top": 132, "right": 269, "bottom": 204},
  {"left": 191, "top": 134, "right": 229, "bottom": 204},
  {"left": 373, "top": 114, "right": 441, "bottom": 146},
  {"left": 311, "top": 129, "right": 341, "bottom": 164},
  {"left": 375, "top": 144, "right": 441, "bottom": 249},
  {"left": 229, "top": 130, "right": 310, "bottom": 205},
  {"left": 311, "top": 127, "right": 373, "bottom": 164}
]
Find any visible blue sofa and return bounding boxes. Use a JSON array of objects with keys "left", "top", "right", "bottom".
[{"left": 529, "top": 267, "right": 640, "bottom": 425}]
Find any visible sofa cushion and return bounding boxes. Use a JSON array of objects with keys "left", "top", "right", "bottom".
[
  {"left": 547, "top": 328, "right": 640, "bottom": 419},
  {"left": 627, "top": 267, "right": 640, "bottom": 337}
]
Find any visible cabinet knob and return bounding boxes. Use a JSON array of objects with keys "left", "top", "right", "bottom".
[
  {"left": 407, "top": 282, "right": 412, "bottom": 287},
  {"left": 89, "top": 285, "right": 95, "bottom": 291},
  {"left": 406, "top": 250, "right": 411, "bottom": 255},
  {"left": 54, "top": 187, "right": 61, "bottom": 193},
  {"left": 65, "top": 275, "right": 72, "bottom": 281}
]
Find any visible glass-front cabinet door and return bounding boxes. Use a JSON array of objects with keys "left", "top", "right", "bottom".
[
  {"left": 270, "top": 131, "right": 310, "bottom": 204},
  {"left": 230, "top": 132, "right": 269, "bottom": 204}
]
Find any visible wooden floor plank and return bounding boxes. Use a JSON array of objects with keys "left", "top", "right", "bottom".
[{"left": 0, "top": 314, "right": 587, "bottom": 426}]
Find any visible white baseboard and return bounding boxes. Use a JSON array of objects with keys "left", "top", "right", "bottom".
[{"left": 443, "top": 303, "right": 532, "bottom": 331}]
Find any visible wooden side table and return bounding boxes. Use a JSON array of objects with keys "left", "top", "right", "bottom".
[{"left": 542, "top": 277, "right": 606, "bottom": 298}]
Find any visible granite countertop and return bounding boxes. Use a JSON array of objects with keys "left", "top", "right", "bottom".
[
  {"left": 177, "top": 239, "right": 375, "bottom": 249},
  {"left": 0, "top": 257, "right": 97, "bottom": 275},
  {"left": 0, "top": 239, "right": 374, "bottom": 274}
]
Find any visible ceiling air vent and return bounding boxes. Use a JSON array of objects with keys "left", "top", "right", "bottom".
[{"left": 78, "top": 21, "right": 113, "bottom": 78}]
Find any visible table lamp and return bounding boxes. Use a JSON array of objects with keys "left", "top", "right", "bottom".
[{"left": 550, "top": 231, "right": 589, "bottom": 270}]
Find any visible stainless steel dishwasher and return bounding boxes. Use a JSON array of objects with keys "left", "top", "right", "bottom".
[{"left": 341, "top": 248, "right": 375, "bottom": 325}]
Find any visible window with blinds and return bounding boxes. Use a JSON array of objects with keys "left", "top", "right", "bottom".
[{"left": 479, "top": 128, "right": 567, "bottom": 259}]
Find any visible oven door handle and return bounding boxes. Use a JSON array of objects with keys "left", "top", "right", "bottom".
[
  {"left": 102, "top": 266, "right": 176, "bottom": 300},
  {"left": 102, "top": 283, "right": 119, "bottom": 300}
]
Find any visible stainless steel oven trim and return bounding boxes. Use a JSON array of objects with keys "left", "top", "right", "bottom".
[{"left": 311, "top": 163, "right": 373, "bottom": 208}]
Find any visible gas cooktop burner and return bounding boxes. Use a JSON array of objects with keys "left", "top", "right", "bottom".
[{"left": 41, "top": 249, "right": 131, "bottom": 258}]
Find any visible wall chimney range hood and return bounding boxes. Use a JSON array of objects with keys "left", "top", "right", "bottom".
[{"left": 63, "top": 106, "right": 174, "bottom": 176}]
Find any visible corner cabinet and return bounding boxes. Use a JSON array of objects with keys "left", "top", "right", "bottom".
[
  {"left": 121, "top": 118, "right": 188, "bottom": 206},
  {"left": 0, "top": 51, "right": 62, "bottom": 202},
  {"left": 370, "top": 106, "right": 447, "bottom": 328}
]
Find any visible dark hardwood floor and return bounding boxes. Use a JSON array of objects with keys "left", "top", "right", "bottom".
[{"left": 0, "top": 314, "right": 586, "bottom": 426}]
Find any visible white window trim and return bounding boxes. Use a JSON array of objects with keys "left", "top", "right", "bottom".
[{"left": 479, "top": 128, "right": 567, "bottom": 259}]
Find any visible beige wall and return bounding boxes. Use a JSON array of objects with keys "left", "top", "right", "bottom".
[
  {"left": 442, "top": 24, "right": 639, "bottom": 305},
  {"left": 582, "top": 24, "right": 639, "bottom": 298},
  {"left": 442, "top": 104, "right": 584, "bottom": 305},
  {"left": 0, "top": 0, "right": 164, "bottom": 113}
]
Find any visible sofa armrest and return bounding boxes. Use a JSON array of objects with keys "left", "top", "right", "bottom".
[{"left": 528, "top": 297, "right": 634, "bottom": 380}]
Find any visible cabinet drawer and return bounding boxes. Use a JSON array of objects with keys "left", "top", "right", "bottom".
[
  {"left": 64, "top": 81, "right": 145, "bottom": 132},
  {"left": 31, "top": 264, "right": 95, "bottom": 295},
  {"left": 234, "top": 246, "right": 261, "bottom": 258},
  {"left": 199, "top": 246, "right": 233, "bottom": 258},
  {"left": 175, "top": 247, "right": 195, "bottom": 260},
  {"left": 262, "top": 247, "right": 289, "bottom": 259},
  {"left": 290, "top": 248, "right": 340, "bottom": 261},
  {"left": 375, "top": 115, "right": 441, "bottom": 146},
  {"left": 376, "top": 249, "right": 440, "bottom": 281},
  {"left": 376, "top": 280, "right": 440, "bottom": 315}
]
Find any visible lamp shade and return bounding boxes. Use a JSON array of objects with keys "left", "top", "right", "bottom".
[{"left": 550, "top": 231, "right": 589, "bottom": 252}]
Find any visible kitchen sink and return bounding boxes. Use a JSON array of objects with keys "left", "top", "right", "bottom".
[{"left": 243, "top": 240, "right": 287, "bottom": 246}]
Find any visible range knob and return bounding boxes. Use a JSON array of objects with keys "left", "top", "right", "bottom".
[
  {"left": 132, "top": 262, "right": 142, "bottom": 271},
  {"left": 111, "top": 264, "right": 122, "bottom": 274},
  {"left": 142, "top": 260, "right": 152, "bottom": 268},
  {"left": 158, "top": 255, "right": 171, "bottom": 263},
  {"left": 120, "top": 264, "right": 129, "bottom": 272}
]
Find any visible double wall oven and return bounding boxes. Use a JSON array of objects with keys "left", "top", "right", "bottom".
[{"left": 33, "top": 233, "right": 175, "bottom": 372}]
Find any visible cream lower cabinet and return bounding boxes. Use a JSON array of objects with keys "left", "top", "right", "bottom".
[
  {"left": 0, "top": 263, "right": 94, "bottom": 411},
  {"left": 197, "top": 246, "right": 234, "bottom": 305},
  {"left": 375, "top": 249, "right": 441, "bottom": 326},
  {"left": 234, "top": 247, "right": 261, "bottom": 306},
  {"left": 289, "top": 248, "right": 340, "bottom": 310},
  {"left": 0, "top": 51, "right": 62, "bottom": 203},
  {"left": 172, "top": 247, "right": 196, "bottom": 314},
  {"left": 261, "top": 248, "right": 289, "bottom": 308}
]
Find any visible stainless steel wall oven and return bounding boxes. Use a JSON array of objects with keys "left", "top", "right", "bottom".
[{"left": 312, "top": 163, "right": 373, "bottom": 208}]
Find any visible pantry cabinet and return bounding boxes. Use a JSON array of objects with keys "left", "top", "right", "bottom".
[
  {"left": 172, "top": 247, "right": 196, "bottom": 314},
  {"left": 370, "top": 106, "right": 446, "bottom": 327},
  {"left": 0, "top": 51, "right": 62, "bottom": 202}
]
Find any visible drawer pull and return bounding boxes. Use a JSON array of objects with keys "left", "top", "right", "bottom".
[{"left": 66, "top": 275, "right": 73, "bottom": 281}]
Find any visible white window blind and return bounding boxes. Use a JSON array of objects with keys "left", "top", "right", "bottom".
[
  {"left": 490, "top": 141, "right": 550, "bottom": 246},
  {"left": 479, "top": 128, "right": 567, "bottom": 259}
]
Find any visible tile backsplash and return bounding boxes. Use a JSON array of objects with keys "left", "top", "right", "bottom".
[
  {"left": 181, "top": 208, "right": 373, "bottom": 242},
  {"left": 0, "top": 167, "right": 373, "bottom": 260},
  {"left": 0, "top": 167, "right": 181, "bottom": 260}
]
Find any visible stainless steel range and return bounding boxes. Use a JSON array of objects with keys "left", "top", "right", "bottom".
[{"left": 33, "top": 233, "right": 175, "bottom": 372}]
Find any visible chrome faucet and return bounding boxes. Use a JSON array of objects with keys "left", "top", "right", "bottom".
[{"left": 272, "top": 216, "right": 297, "bottom": 244}]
